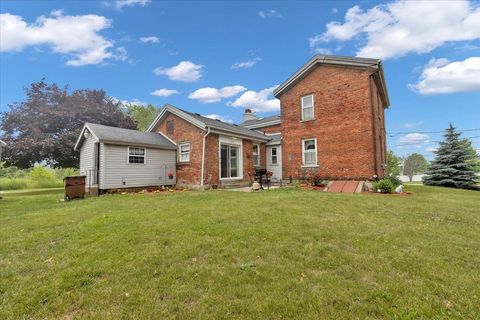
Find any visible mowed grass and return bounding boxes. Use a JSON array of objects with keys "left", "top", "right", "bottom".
[{"left": 0, "top": 186, "right": 479, "bottom": 319}]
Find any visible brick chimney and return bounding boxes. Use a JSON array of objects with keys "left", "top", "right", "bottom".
[{"left": 243, "top": 108, "right": 257, "bottom": 122}]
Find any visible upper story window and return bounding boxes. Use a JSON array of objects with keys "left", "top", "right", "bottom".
[
  {"left": 178, "top": 142, "right": 190, "bottom": 162},
  {"left": 166, "top": 120, "right": 174, "bottom": 135},
  {"left": 253, "top": 144, "right": 260, "bottom": 167},
  {"left": 128, "top": 147, "right": 146, "bottom": 164},
  {"left": 271, "top": 147, "right": 278, "bottom": 165},
  {"left": 301, "top": 94, "right": 314, "bottom": 121},
  {"left": 302, "top": 139, "right": 317, "bottom": 166}
]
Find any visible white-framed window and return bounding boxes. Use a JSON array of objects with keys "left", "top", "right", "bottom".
[
  {"left": 253, "top": 144, "right": 260, "bottom": 167},
  {"left": 178, "top": 142, "right": 190, "bottom": 162},
  {"left": 271, "top": 147, "right": 278, "bottom": 165},
  {"left": 128, "top": 147, "right": 146, "bottom": 164},
  {"left": 302, "top": 138, "right": 317, "bottom": 166},
  {"left": 301, "top": 94, "right": 314, "bottom": 121}
]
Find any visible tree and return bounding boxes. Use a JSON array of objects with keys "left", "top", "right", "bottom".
[
  {"left": 0, "top": 79, "right": 137, "bottom": 168},
  {"left": 123, "top": 104, "right": 160, "bottom": 131},
  {"left": 403, "top": 153, "right": 428, "bottom": 182},
  {"left": 387, "top": 150, "right": 402, "bottom": 177},
  {"left": 423, "top": 124, "right": 479, "bottom": 190}
]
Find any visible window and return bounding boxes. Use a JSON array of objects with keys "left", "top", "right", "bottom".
[
  {"left": 221, "top": 144, "right": 239, "bottom": 178},
  {"left": 253, "top": 144, "right": 260, "bottom": 167},
  {"left": 271, "top": 147, "right": 278, "bottom": 165},
  {"left": 179, "top": 143, "right": 190, "bottom": 162},
  {"left": 166, "top": 120, "right": 174, "bottom": 135},
  {"left": 301, "top": 94, "right": 314, "bottom": 121},
  {"left": 302, "top": 139, "right": 317, "bottom": 166},
  {"left": 128, "top": 147, "right": 145, "bottom": 164}
]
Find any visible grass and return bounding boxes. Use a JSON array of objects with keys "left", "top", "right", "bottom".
[{"left": 0, "top": 186, "right": 479, "bottom": 319}]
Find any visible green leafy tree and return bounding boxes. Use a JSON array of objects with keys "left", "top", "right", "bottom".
[
  {"left": 0, "top": 79, "right": 137, "bottom": 168},
  {"left": 124, "top": 104, "right": 160, "bottom": 131},
  {"left": 423, "top": 124, "right": 479, "bottom": 190},
  {"left": 387, "top": 150, "right": 402, "bottom": 177},
  {"left": 403, "top": 153, "right": 428, "bottom": 182}
]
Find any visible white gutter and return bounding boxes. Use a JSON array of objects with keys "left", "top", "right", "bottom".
[{"left": 200, "top": 126, "right": 211, "bottom": 186}]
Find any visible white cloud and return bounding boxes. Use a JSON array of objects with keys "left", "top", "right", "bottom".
[
  {"left": 409, "top": 57, "right": 480, "bottom": 94},
  {"left": 311, "top": 0, "right": 480, "bottom": 59},
  {"left": 188, "top": 85, "right": 246, "bottom": 103},
  {"left": 231, "top": 57, "right": 261, "bottom": 69},
  {"left": 153, "top": 61, "right": 203, "bottom": 82},
  {"left": 0, "top": 12, "right": 116, "bottom": 66},
  {"left": 115, "top": 0, "right": 150, "bottom": 9},
  {"left": 426, "top": 147, "right": 437, "bottom": 152},
  {"left": 258, "top": 10, "right": 283, "bottom": 19},
  {"left": 150, "top": 88, "right": 179, "bottom": 97},
  {"left": 113, "top": 47, "right": 128, "bottom": 61},
  {"left": 313, "top": 47, "right": 332, "bottom": 55},
  {"left": 112, "top": 97, "right": 147, "bottom": 106},
  {"left": 204, "top": 114, "right": 234, "bottom": 123},
  {"left": 228, "top": 86, "right": 280, "bottom": 113},
  {"left": 403, "top": 121, "right": 424, "bottom": 128},
  {"left": 398, "top": 133, "right": 430, "bottom": 145},
  {"left": 139, "top": 36, "right": 159, "bottom": 43}
]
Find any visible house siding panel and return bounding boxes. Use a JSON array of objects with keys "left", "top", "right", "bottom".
[
  {"left": 100, "top": 144, "right": 176, "bottom": 189},
  {"left": 79, "top": 134, "right": 96, "bottom": 187}
]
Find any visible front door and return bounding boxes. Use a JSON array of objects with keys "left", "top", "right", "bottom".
[{"left": 266, "top": 145, "right": 282, "bottom": 181}]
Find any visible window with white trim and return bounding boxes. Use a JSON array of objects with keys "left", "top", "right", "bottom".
[
  {"left": 179, "top": 143, "right": 190, "bottom": 162},
  {"left": 253, "top": 144, "right": 260, "bottom": 167},
  {"left": 128, "top": 147, "right": 145, "bottom": 164},
  {"left": 271, "top": 147, "right": 278, "bottom": 165},
  {"left": 302, "top": 139, "right": 317, "bottom": 166},
  {"left": 301, "top": 94, "right": 314, "bottom": 121}
]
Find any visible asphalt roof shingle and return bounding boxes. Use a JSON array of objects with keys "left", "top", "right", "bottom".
[
  {"left": 85, "top": 123, "right": 176, "bottom": 149},
  {"left": 179, "top": 108, "right": 270, "bottom": 141},
  {"left": 240, "top": 115, "right": 280, "bottom": 127}
]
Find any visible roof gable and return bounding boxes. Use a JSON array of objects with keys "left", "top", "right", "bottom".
[
  {"left": 273, "top": 54, "right": 390, "bottom": 108},
  {"left": 148, "top": 104, "right": 271, "bottom": 142},
  {"left": 74, "top": 123, "right": 177, "bottom": 151}
]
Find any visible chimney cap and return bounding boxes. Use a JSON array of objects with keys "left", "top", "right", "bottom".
[{"left": 244, "top": 108, "right": 252, "bottom": 114}]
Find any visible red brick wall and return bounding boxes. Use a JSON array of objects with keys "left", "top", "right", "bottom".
[
  {"left": 256, "top": 124, "right": 281, "bottom": 134},
  {"left": 156, "top": 113, "right": 204, "bottom": 185},
  {"left": 280, "top": 65, "right": 384, "bottom": 180},
  {"left": 204, "top": 134, "right": 219, "bottom": 186},
  {"left": 369, "top": 76, "right": 388, "bottom": 177}
]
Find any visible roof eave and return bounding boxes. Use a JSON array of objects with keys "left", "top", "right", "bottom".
[{"left": 273, "top": 55, "right": 385, "bottom": 98}]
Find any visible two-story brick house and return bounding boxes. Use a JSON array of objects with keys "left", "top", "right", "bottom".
[{"left": 77, "top": 55, "right": 389, "bottom": 191}]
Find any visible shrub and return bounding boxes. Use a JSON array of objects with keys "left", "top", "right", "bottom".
[
  {"left": 28, "top": 166, "right": 63, "bottom": 188},
  {"left": 373, "top": 178, "right": 395, "bottom": 193},
  {"left": 0, "top": 178, "right": 31, "bottom": 190},
  {"left": 384, "top": 175, "right": 402, "bottom": 188}
]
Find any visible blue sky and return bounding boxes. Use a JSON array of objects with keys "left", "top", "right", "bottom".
[{"left": 1, "top": 0, "right": 479, "bottom": 159}]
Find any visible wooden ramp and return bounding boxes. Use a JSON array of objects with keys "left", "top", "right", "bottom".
[{"left": 327, "top": 180, "right": 364, "bottom": 193}]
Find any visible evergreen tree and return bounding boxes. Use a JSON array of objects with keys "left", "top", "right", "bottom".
[{"left": 423, "top": 124, "right": 479, "bottom": 190}]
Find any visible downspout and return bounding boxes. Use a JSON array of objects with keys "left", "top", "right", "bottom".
[{"left": 200, "top": 126, "right": 211, "bottom": 186}]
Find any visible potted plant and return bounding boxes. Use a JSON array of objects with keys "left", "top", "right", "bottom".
[{"left": 167, "top": 172, "right": 174, "bottom": 180}]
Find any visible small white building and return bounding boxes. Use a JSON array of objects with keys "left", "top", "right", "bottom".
[{"left": 74, "top": 123, "right": 177, "bottom": 193}]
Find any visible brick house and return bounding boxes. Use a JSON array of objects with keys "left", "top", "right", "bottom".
[
  {"left": 147, "top": 55, "right": 389, "bottom": 187},
  {"left": 78, "top": 55, "right": 389, "bottom": 190}
]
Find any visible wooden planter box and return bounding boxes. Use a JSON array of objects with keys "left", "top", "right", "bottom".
[{"left": 63, "top": 176, "right": 86, "bottom": 200}]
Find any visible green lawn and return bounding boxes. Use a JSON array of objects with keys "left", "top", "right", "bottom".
[{"left": 1, "top": 186, "right": 479, "bottom": 319}]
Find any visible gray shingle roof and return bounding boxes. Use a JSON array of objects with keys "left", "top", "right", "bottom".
[
  {"left": 178, "top": 108, "right": 270, "bottom": 141},
  {"left": 85, "top": 123, "right": 176, "bottom": 149},
  {"left": 266, "top": 134, "right": 282, "bottom": 145},
  {"left": 240, "top": 115, "right": 280, "bottom": 127}
]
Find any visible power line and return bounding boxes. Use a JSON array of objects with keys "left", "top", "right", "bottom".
[{"left": 387, "top": 128, "right": 480, "bottom": 136}]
